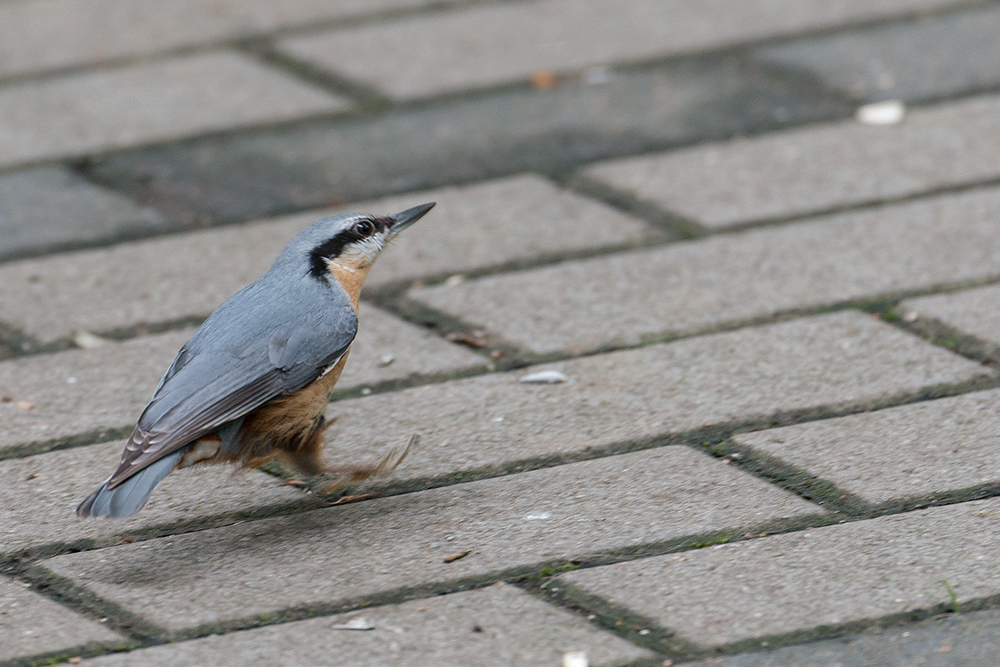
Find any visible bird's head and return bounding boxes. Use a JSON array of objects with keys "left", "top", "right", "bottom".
[{"left": 278, "top": 202, "right": 435, "bottom": 306}]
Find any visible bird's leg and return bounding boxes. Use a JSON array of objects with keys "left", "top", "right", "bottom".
[{"left": 302, "top": 434, "right": 417, "bottom": 496}]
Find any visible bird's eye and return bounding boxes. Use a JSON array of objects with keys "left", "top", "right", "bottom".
[{"left": 353, "top": 220, "right": 375, "bottom": 237}]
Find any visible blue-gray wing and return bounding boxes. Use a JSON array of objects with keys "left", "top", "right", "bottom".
[{"left": 107, "top": 293, "right": 357, "bottom": 488}]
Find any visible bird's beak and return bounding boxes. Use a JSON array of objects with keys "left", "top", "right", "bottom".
[{"left": 387, "top": 202, "right": 435, "bottom": 236}]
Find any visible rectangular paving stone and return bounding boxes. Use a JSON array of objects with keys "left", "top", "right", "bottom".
[
  {"left": 87, "top": 56, "right": 849, "bottom": 224},
  {"left": 0, "top": 175, "right": 645, "bottom": 342},
  {"left": 584, "top": 94, "right": 1000, "bottom": 228},
  {"left": 77, "top": 584, "right": 652, "bottom": 666},
  {"left": 0, "top": 439, "right": 305, "bottom": 555},
  {"left": 734, "top": 389, "right": 1000, "bottom": 507},
  {"left": 412, "top": 188, "right": 1000, "bottom": 354},
  {"left": 0, "top": 51, "right": 348, "bottom": 169},
  {"left": 0, "top": 310, "right": 481, "bottom": 454},
  {"left": 0, "top": 167, "right": 169, "bottom": 261},
  {"left": 278, "top": 0, "right": 967, "bottom": 99},
  {"left": 754, "top": 5, "right": 1000, "bottom": 103},
  {"left": 0, "top": 576, "right": 122, "bottom": 661},
  {"left": 41, "top": 446, "right": 820, "bottom": 631},
  {"left": 693, "top": 606, "right": 1000, "bottom": 666},
  {"left": 318, "top": 312, "right": 988, "bottom": 483},
  {"left": 902, "top": 283, "right": 1000, "bottom": 350},
  {"left": 0, "top": 0, "right": 440, "bottom": 78},
  {"left": 560, "top": 497, "right": 1000, "bottom": 649}
]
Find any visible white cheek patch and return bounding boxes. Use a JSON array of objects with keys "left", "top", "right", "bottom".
[{"left": 334, "top": 235, "right": 385, "bottom": 270}]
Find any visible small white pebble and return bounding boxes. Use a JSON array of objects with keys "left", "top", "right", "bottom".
[
  {"left": 903, "top": 310, "right": 919, "bottom": 322},
  {"left": 72, "top": 330, "right": 109, "bottom": 350},
  {"left": 563, "top": 651, "right": 588, "bottom": 667},
  {"left": 332, "top": 617, "right": 375, "bottom": 631},
  {"left": 856, "top": 99, "right": 905, "bottom": 125},
  {"left": 379, "top": 354, "right": 395, "bottom": 367},
  {"left": 66, "top": 377, "right": 78, "bottom": 384},
  {"left": 519, "top": 370, "right": 568, "bottom": 384},
  {"left": 360, "top": 388, "right": 373, "bottom": 395},
  {"left": 445, "top": 274, "right": 465, "bottom": 287}
]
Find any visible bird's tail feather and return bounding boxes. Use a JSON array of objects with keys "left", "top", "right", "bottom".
[{"left": 76, "top": 450, "right": 185, "bottom": 519}]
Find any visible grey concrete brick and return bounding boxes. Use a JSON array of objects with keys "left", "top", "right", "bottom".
[
  {"left": 312, "top": 312, "right": 985, "bottom": 486},
  {"left": 86, "top": 57, "right": 847, "bottom": 224},
  {"left": 691, "top": 606, "right": 1000, "bottom": 666},
  {"left": 0, "top": 0, "right": 439, "bottom": 78},
  {"left": 411, "top": 188, "right": 1000, "bottom": 354},
  {"left": 0, "top": 168, "right": 168, "bottom": 261},
  {"left": 584, "top": 94, "right": 1000, "bottom": 228},
  {"left": 0, "top": 175, "right": 644, "bottom": 341},
  {"left": 0, "top": 312, "right": 480, "bottom": 454},
  {"left": 41, "top": 446, "right": 820, "bottom": 632},
  {"left": 902, "top": 283, "right": 1000, "bottom": 350},
  {"left": 734, "top": 389, "right": 1000, "bottom": 506},
  {"left": 0, "top": 330, "right": 192, "bottom": 454},
  {"left": 0, "top": 576, "right": 122, "bottom": 661},
  {"left": 0, "top": 440, "right": 305, "bottom": 555},
  {"left": 0, "top": 51, "right": 348, "bottom": 169},
  {"left": 77, "top": 584, "right": 652, "bottom": 666},
  {"left": 754, "top": 5, "right": 1000, "bottom": 103},
  {"left": 278, "top": 0, "right": 968, "bottom": 99},
  {"left": 561, "top": 497, "right": 1000, "bottom": 649}
]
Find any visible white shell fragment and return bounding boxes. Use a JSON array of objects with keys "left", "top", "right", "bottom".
[
  {"left": 519, "top": 370, "right": 568, "bottom": 384},
  {"left": 72, "top": 330, "right": 109, "bottom": 350},
  {"left": 855, "top": 99, "right": 905, "bottom": 125},
  {"left": 331, "top": 617, "right": 375, "bottom": 631},
  {"left": 563, "top": 651, "right": 589, "bottom": 667}
]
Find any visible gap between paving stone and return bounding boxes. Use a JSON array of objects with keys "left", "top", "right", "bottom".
[
  {"left": 59, "top": 584, "right": 655, "bottom": 667},
  {"left": 4, "top": 311, "right": 987, "bottom": 561},
  {"left": 0, "top": 0, "right": 518, "bottom": 85},
  {"left": 555, "top": 496, "right": 1000, "bottom": 657},
  {"left": 410, "top": 187, "right": 1000, "bottom": 355},
  {"left": 34, "top": 446, "right": 823, "bottom": 636}
]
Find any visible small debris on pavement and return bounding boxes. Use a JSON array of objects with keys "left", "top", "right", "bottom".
[
  {"left": 0, "top": 395, "right": 11, "bottom": 402},
  {"left": 286, "top": 479, "right": 308, "bottom": 488},
  {"left": 73, "top": 330, "right": 109, "bottom": 349},
  {"left": 327, "top": 493, "right": 378, "bottom": 506},
  {"left": 15, "top": 401, "right": 35, "bottom": 410},
  {"left": 379, "top": 353, "right": 395, "bottom": 367},
  {"left": 443, "top": 550, "right": 472, "bottom": 563},
  {"left": 856, "top": 99, "right": 905, "bottom": 125},
  {"left": 331, "top": 617, "right": 375, "bottom": 631},
  {"left": 444, "top": 274, "right": 465, "bottom": 286},
  {"left": 471, "top": 624, "right": 483, "bottom": 632},
  {"left": 446, "top": 330, "right": 488, "bottom": 348},
  {"left": 563, "top": 651, "right": 588, "bottom": 667},
  {"left": 530, "top": 70, "right": 558, "bottom": 90},
  {"left": 67, "top": 658, "right": 82, "bottom": 664},
  {"left": 519, "top": 370, "right": 568, "bottom": 384},
  {"left": 903, "top": 310, "right": 919, "bottom": 322}
]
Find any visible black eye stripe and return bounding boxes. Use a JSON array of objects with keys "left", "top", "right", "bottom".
[{"left": 309, "top": 217, "right": 385, "bottom": 279}]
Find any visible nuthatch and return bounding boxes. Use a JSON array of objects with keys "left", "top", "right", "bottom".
[{"left": 77, "top": 202, "right": 435, "bottom": 519}]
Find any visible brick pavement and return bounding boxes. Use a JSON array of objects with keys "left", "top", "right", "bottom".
[{"left": 4, "top": 1, "right": 1000, "bottom": 666}]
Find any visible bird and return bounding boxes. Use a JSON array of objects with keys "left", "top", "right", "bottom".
[{"left": 77, "top": 202, "right": 435, "bottom": 519}]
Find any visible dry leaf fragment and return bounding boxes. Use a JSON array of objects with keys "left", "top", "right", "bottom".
[
  {"left": 15, "top": 401, "right": 35, "bottom": 410},
  {"left": 443, "top": 550, "right": 472, "bottom": 563},
  {"left": 327, "top": 493, "right": 379, "bottom": 506},
  {"left": 530, "top": 70, "right": 558, "bottom": 90},
  {"left": 446, "top": 330, "right": 488, "bottom": 348}
]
